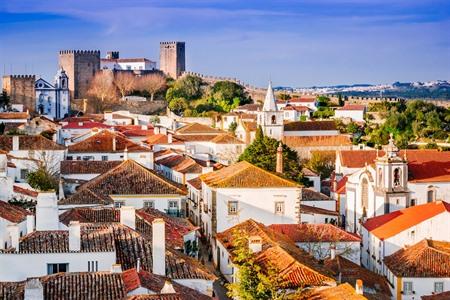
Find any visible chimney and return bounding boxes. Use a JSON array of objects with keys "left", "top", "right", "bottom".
[
  {"left": 124, "top": 147, "right": 128, "bottom": 160},
  {"left": 8, "top": 224, "right": 20, "bottom": 251},
  {"left": 160, "top": 280, "right": 176, "bottom": 294},
  {"left": 330, "top": 245, "right": 336, "bottom": 260},
  {"left": 152, "top": 218, "right": 166, "bottom": 276},
  {"left": 78, "top": 122, "right": 83, "bottom": 127},
  {"left": 12, "top": 136, "right": 19, "bottom": 151},
  {"left": 35, "top": 192, "right": 59, "bottom": 231},
  {"left": 248, "top": 236, "right": 262, "bottom": 253},
  {"left": 141, "top": 125, "right": 148, "bottom": 130},
  {"left": 112, "top": 136, "right": 117, "bottom": 151},
  {"left": 58, "top": 179, "right": 65, "bottom": 200},
  {"left": 206, "top": 160, "right": 211, "bottom": 167},
  {"left": 105, "top": 111, "right": 113, "bottom": 121},
  {"left": 276, "top": 142, "right": 283, "bottom": 173},
  {"left": 355, "top": 279, "right": 363, "bottom": 295},
  {"left": 24, "top": 279, "right": 44, "bottom": 300},
  {"left": 120, "top": 206, "right": 136, "bottom": 230},
  {"left": 69, "top": 221, "right": 81, "bottom": 251},
  {"left": 136, "top": 258, "right": 141, "bottom": 273},
  {"left": 167, "top": 133, "right": 173, "bottom": 144},
  {"left": 154, "top": 126, "right": 160, "bottom": 134},
  {"left": 111, "top": 264, "right": 122, "bottom": 273},
  {"left": 26, "top": 215, "right": 35, "bottom": 234}
]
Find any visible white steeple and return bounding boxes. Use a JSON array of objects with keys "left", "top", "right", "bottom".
[{"left": 263, "top": 81, "right": 277, "bottom": 111}]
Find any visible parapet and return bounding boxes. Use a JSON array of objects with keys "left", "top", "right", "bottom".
[
  {"left": 59, "top": 50, "right": 101, "bottom": 55},
  {"left": 4, "top": 74, "right": 36, "bottom": 79},
  {"left": 160, "top": 41, "right": 185, "bottom": 45}
]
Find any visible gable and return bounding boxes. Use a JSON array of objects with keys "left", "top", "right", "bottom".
[{"left": 35, "top": 78, "right": 54, "bottom": 89}]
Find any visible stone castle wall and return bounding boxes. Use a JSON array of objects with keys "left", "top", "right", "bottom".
[
  {"left": 160, "top": 42, "right": 185, "bottom": 79},
  {"left": 2, "top": 75, "right": 36, "bottom": 112},
  {"left": 59, "top": 50, "right": 100, "bottom": 100}
]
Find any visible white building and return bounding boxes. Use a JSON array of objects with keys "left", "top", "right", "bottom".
[
  {"left": 360, "top": 201, "right": 450, "bottom": 274},
  {"left": 383, "top": 239, "right": 450, "bottom": 300},
  {"left": 334, "top": 104, "right": 366, "bottom": 123},
  {"left": 0, "top": 201, "right": 31, "bottom": 250},
  {"left": 101, "top": 52, "right": 156, "bottom": 71},
  {"left": 257, "top": 82, "right": 284, "bottom": 140},
  {"left": 198, "top": 160, "right": 302, "bottom": 243},
  {"left": 277, "top": 97, "right": 318, "bottom": 111},
  {"left": 281, "top": 105, "right": 312, "bottom": 121},
  {"left": 35, "top": 68, "right": 70, "bottom": 120}
]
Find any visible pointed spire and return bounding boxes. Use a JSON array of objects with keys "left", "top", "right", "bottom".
[{"left": 263, "top": 81, "right": 277, "bottom": 111}]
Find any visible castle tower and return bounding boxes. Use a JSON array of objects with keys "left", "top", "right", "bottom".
[
  {"left": 374, "top": 134, "right": 409, "bottom": 214},
  {"left": 257, "top": 82, "right": 284, "bottom": 140},
  {"left": 2, "top": 75, "right": 36, "bottom": 112},
  {"left": 58, "top": 50, "right": 100, "bottom": 100},
  {"left": 159, "top": 42, "right": 185, "bottom": 79}
]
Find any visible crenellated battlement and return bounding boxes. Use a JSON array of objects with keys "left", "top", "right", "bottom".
[
  {"left": 160, "top": 41, "right": 184, "bottom": 45},
  {"left": 59, "top": 50, "right": 101, "bottom": 55},
  {"left": 5, "top": 74, "right": 36, "bottom": 79}
]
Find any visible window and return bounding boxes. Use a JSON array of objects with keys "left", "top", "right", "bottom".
[
  {"left": 434, "top": 282, "right": 444, "bottom": 293},
  {"left": 102, "top": 155, "right": 108, "bottom": 161},
  {"left": 410, "top": 198, "right": 416, "bottom": 207},
  {"left": 403, "top": 281, "right": 413, "bottom": 295},
  {"left": 427, "top": 188, "right": 435, "bottom": 203},
  {"left": 393, "top": 168, "right": 401, "bottom": 187},
  {"left": 325, "top": 218, "right": 329, "bottom": 223},
  {"left": 88, "top": 261, "right": 98, "bottom": 272},
  {"left": 144, "top": 201, "right": 154, "bottom": 209},
  {"left": 114, "top": 201, "right": 125, "bottom": 208},
  {"left": 47, "top": 263, "right": 68, "bottom": 275},
  {"left": 228, "top": 201, "right": 238, "bottom": 215},
  {"left": 361, "top": 178, "right": 369, "bottom": 218},
  {"left": 20, "top": 169, "right": 28, "bottom": 180},
  {"left": 275, "top": 201, "right": 285, "bottom": 215},
  {"left": 271, "top": 115, "right": 276, "bottom": 124},
  {"left": 168, "top": 201, "right": 178, "bottom": 209},
  {"left": 67, "top": 156, "right": 73, "bottom": 160}
]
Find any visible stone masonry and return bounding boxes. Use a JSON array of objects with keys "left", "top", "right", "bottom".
[
  {"left": 159, "top": 42, "right": 185, "bottom": 79},
  {"left": 2, "top": 75, "right": 36, "bottom": 112}
]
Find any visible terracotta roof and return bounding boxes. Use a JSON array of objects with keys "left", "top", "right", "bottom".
[
  {"left": 216, "top": 219, "right": 335, "bottom": 288},
  {"left": 422, "top": 291, "right": 450, "bottom": 300},
  {"left": 269, "top": 224, "right": 360, "bottom": 243},
  {"left": 235, "top": 103, "right": 261, "bottom": 111},
  {"left": 13, "top": 185, "right": 38, "bottom": 197},
  {"left": 209, "top": 134, "right": 244, "bottom": 144},
  {"left": 0, "top": 272, "right": 126, "bottom": 300},
  {"left": 59, "top": 207, "right": 196, "bottom": 250},
  {"left": 338, "top": 150, "right": 450, "bottom": 183},
  {"left": 240, "top": 113, "right": 257, "bottom": 120},
  {"left": 331, "top": 176, "right": 348, "bottom": 194},
  {"left": 302, "top": 167, "right": 318, "bottom": 177},
  {"left": 60, "top": 160, "right": 121, "bottom": 174},
  {"left": 154, "top": 148, "right": 179, "bottom": 159},
  {"left": 337, "top": 104, "right": 366, "bottom": 111},
  {"left": 60, "top": 160, "right": 187, "bottom": 205},
  {"left": 122, "top": 129, "right": 155, "bottom": 137},
  {"left": 68, "top": 130, "right": 150, "bottom": 153},
  {"left": 187, "top": 177, "right": 202, "bottom": 190},
  {"left": 145, "top": 134, "right": 175, "bottom": 146},
  {"left": 284, "top": 121, "right": 337, "bottom": 132},
  {"left": 283, "top": 105, "right": 311, "bottom": 112},
  {"left": 0, "top": 201, "right": 31, "bottom": 223},
  {"left": 241, "top": 121, "right": 257, "bottom": 132},
  {"left": 324, "top": 256, "right": 391, "bottom": 299},
  {"left": 157, "top": 155, "right": 203, "bottom": 174},
  {"left": 62, "top": 121, "right": 110, "bottom": 129},
  {"left": 284, "top": 135, "right": 352, "bottom": 147},
  {"left": 0, "top": 112, "right": 28, "bottom": 119},
  {"left": 176, "top": 123, "right": 223, "bottom": 135},
  {"left": 122, "top": 269, "right": 212, "bottom": 300},
  {"left": 0, "top": 135, "right": 65, "bottom": 151},
  {"left": 302, "top": 188, "right": 330, "bottom": 201},
  {"left": 302, "top": 283, "right": 367, "bottom": 300},
  {"left": 362, "top": 201, "right": 450, "bottom": 240},
  {"left": 199, "top": 161, "right": 300, "bottom": 188},
  {"left": 300, "top": 204, "right": 339, "bottom": 216},
  {"left": 173, "top": 134, "right": 218, "bottom": 142},
  {"left": 384, "top": 239, "right": 450, "bottom": 277}
]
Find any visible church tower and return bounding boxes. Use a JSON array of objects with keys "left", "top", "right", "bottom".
[
  {"left": 257, "top": 82, "right": 284, "bottom": 140},
  {"left": 54, "top": 68, "right": 70, "bottom": 119},
  {"left": 374, "top": 134, "right": 409, "bottom": 214}
]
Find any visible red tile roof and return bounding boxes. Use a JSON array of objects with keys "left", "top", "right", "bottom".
[
  {"left": 216, "top": 219, "right": 335, "bottom": 288},
  {"left": 338, "top": 150, "right": 450, "bottom": 183},
  {"left": 68, "top": 130, "right": 150, "bottom": 153},
  {"left": 362, "top": 201, "right": 450, "bottom": 240},
  {"left": 300, "top": 204, "right": 339, "bottom": 216},
  {"left": 13, "top": 185, "right": 38, "bottom": 197},
  {"left": 284, "top": 135, "right": 352, "bottom": 147},
  {"left": 330, "top": 176, "right": 348, "bottom": 194},
  {"left": 336, "top": 104, "right": 366, "bottom": 111},
  {"left": 122, "top": 129, "right": 155, "bottom": 137},
  {"left": 384, "top": 239, "right": 450, "bottom": 277},
  {"left": 176, "top": 123, "right": 224, "bottom": 135},
  {"left": 284, "top": 120, "right": 337, "bottom": 132},
  {"left": 0, "top": 112, "right": 28, "bottom": 119},
  {"left": 157, "top": 155, "right": 203, "bottom": 174},
  {"left": 60, "top": 160, "right": 121, "bottom": 174},
  {"left": 301, "top": 283, "right": 367, "bottom": 300},
  {"left": 0, "top": 135, "right": 65, "bottom": 151},
  {"left": 422, "top": 291, "right": 450, "bottom": 300},
  {"left": 62, "top": 121, "right": 110, "bottom": 129},
  {"left": 283, "top": 105, "right": 311, "bottom": 112},
  {"left": 269, "top": 224, "right": 360, "bottom": 243},
  {"left": 324, "top": 256, "right": 391, "bottom": 299},
  {"left": 187, "top": 177, "right": 202, "bottom": 190},
  {"left": 302, "top": 188, "right": 330, "bottom": 201},
  {"left": 0, "top": 201, "right": 31, "bottom": 223}
]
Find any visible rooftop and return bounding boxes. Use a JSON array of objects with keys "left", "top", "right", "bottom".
[
  {"left": 60, "top": 160, "right": 122, "bottom": 175},
  {"left": 336, "top": 104, "right": 367, "bottom": 111},
  {"left": 284, "top": 120, "right": 337, "bottom": 132},
  {"left": 199, "top": 161, "right": 300, "bottom": 188},
  {"left": 302, "top": 188, "right": 331, "bottom": 201},
  {"left": 157, "top": 155, "right": 203, "bottom": 174},
  {"left": 300, "top": 204, "right": 339, "bottom": 216},
  {"left": 362, "top": 201, "right": 450, "bottom": 240},
  {"left": 62, "top": 121, "right": 110, "bottom": 129},
  {"left": 68, "top": 130, "right": 150, "bottom": 153},
  {"left": 300, "top": 283, "right": 367, "bottom": 300},
  {"left": 176, "top": 123, "right": 223, "bottom": 135},
  {"left": 0, "top": 112, "right": 28, "bottom": 119},
  {"left": 269, "top": 224, "right": 360, "bottom": 243},
  {"left": 0, "top": 201, "right": 31, "bottom": 223},
  {"left": 284, "top": 135, "right": 352, "bottom": 147},
  {"left": 216, "top": 219, "right": 335, "bottom": 288},
  {"left": 60, "top": 160, "right": 187, "bottom": 206},
  {"left": 384, "top": 239, "right": 450, "bottom": 278},
  {"left": 0, "top": 135, "right": 65, "bottom": 151}
]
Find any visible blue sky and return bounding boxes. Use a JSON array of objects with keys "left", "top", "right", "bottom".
[{"left": 0, "top": 0, "right": 449, "bottom": 87}]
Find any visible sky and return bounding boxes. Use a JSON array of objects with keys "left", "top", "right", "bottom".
[{"left": 0, "top": 0, "right": 449, "bottom": 87}]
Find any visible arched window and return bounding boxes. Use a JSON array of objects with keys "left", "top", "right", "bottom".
[
  {"left": 361, "top": 178, "right": 369, "bottom": 218},
  {"left": 427, "top": 188, "right": 435, "bottom": 203},
  {"left": 271, "top": 115, "right": 276, "bottom": 125},
  {"left": 393, "top": 168, "right": 401, "bottom": 187},
  {"left": 378, "top": 168, "right": 383, "bottom": 187}
]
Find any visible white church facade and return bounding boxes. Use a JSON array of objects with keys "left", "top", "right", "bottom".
[
  {"left": 35, "top": 68, "right": 70, "bottom": 120},
  {"left": 257, "top": 81, "right": 284, "bottom": 140}
]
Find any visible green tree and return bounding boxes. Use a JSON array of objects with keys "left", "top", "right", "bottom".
[
  {"left": 0, "top": 90, "right": 10, "bottom": 109},
  {"left": 239, "top": 127, "right": 304, "bottom": 183},
  {"left": 226, "top": 230, "right": 287, "bottom": 300},
  {"left": 306, "top": 151, "right": 335, "bottom": 179},
  {"left": 168, "top": 97, "right": 188, "bottom": 115},
  {"left": 337, "top": 94, "right": 344, "bottom": 106},
  {"left": 27, "top": 166, "right": 58, "bottom": 191},
  {"left": 228, "top": 121, "right": 238, "bottom": 134},
  {"left": 210, "top": 81, "right": 251, "bottom": 112},
  {"left": 167, "top": 75, "right": 204, "bottom": 101}
]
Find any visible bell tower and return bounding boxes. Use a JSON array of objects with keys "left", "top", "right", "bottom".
[
  {"left": 374, "top": 134, "right": 409, "bottom": 214},
  {"left": 257, "top": 82, "right": 284, "bottom": 140}
]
